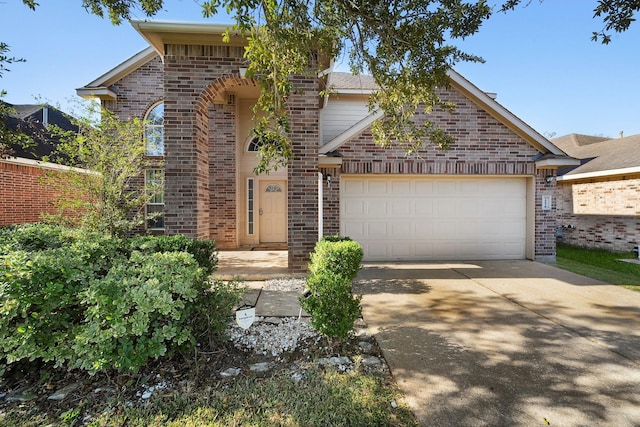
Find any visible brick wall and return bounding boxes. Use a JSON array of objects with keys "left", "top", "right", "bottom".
[
  {"left": 557, "top": 176, "right": 640, "bottom": 251},
  {"left": 209, "top": 102, "right": 237, "bottom": 248},
  {"left": 536, "top": 169, "right": 557, "bottom": 261},
  {"left": 0, "top": 158, "right": 82, "bottom": 226},
  {"left": 320, "top": 167, "right": 340, "bottom": 237},
  {"left": 106, "top": 56, "right": 164, "bottom": 119}
]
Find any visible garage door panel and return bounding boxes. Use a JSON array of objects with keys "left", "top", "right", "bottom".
[
  {"left": 367, "top": 201, "right": 387, "bottom": 216},
  {"left": 391, "top": 222, "right": 412, "bottom": 237},
  {"left": 341, "top": 176, "right": 527, "bottom": 261}
]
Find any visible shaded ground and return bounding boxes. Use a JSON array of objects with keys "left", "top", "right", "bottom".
[{"left": 355, "top": 260, "right": 640, "bottom": 426}]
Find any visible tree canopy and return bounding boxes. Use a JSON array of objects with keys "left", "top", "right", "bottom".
[{"left": 9, "top": 0, "right": 640, "bottom": 170}]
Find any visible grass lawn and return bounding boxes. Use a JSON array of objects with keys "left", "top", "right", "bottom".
[{"left": 556, "top": 243, "right": 640, "bottom": 292}]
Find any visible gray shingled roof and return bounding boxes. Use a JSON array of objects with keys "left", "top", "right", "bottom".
[
  {"left": 11, "top": 104, "right": 43, "bottom": 120},
  {"left": 552, "top": 133, "right": 640, "bottom": 176},
  {"left": 328, "top": 72, "right": 378, "bottom": 90}
]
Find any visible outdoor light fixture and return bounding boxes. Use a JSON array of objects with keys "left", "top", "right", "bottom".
[
  {"left": 326, "top": 174, "right": 332, "bottom": 187},
  {"left": 545, "top": 175, "right": 554, "bottom": 184},
  {"left": 239, "top": 67, "right": 248, "bottom": 78}
]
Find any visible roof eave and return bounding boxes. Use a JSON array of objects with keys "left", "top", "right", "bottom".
[
  {"left": 318, "top": 155, "right": 343, "bottom": 168},
  {"left": 535, "top": 157, "right": 581, "bottom": 169},
  {"left": 130, "top": 20, "right": 246, "bottom": 56},
  {"left": 76, "top": 86, "right": 118, "bottom": 101},
  {"left": 558, "top": 166, "right": 640, "bottom": 181}
]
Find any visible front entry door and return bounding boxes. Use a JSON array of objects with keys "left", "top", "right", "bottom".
[{"left": 259, "top": 180, "right": 287, "bottom": 243}]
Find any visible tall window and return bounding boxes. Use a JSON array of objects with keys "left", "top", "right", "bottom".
[
  {"left": 145, "top": 102, "right": 164, "bottom": 156},
  {"left": 145, "top": 169, "right": 164, "bottom": 230},
  {"left": 247, "top": 178, "right": 254, "bottom": 235}
]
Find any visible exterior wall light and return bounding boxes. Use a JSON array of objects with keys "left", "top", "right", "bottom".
[{"left": 545, "top": 175, "right": 554, "bottom": 184}]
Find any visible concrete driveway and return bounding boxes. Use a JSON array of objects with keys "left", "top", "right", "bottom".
[{"left": 354, "top": 260, "right": 640, "bottom": 426}]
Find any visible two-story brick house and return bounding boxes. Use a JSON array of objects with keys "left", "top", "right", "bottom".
[{"left": 77, "top": 21, "right": 578, "bottom": 271}]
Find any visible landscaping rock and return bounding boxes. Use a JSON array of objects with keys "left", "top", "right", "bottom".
[
  {"left": 48, "top": 383, "right": 80, "bottom": 401},
  {"left": 220, "top": 367, "right": 242, "bottom": 378},
  {"left": 249, "top": 362, "right": 274, "bottom": 373}
]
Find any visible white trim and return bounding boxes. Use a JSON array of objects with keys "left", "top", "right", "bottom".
[
  {"left": 318, "top": 155, "right": 343, "bottom": 167},
  {"left": 557, "top": 166, "right": 640, "bottom": 182},
  {"left": 76, "top": 47, "right": 157, "bottom": 100},
  {"left": 333, "top": 88, "right": 376, "bottom": 95},
  {"left": 535, "top": 157, "right": 581, "bottom": 169},
  {"left": 319, "top": 110, "right": 383, "bottom": 154}
]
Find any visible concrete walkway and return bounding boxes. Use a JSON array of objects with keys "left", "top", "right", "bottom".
[{"left": 355, "top": 260, "right": 640, "bottom": 426}]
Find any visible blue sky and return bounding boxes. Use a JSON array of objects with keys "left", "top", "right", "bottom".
[{"left": 1, "top": 0, "right": 639, "bottom": 139}]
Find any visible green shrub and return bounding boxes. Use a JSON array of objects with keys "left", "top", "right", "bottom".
[
  {"left": 0, "top": 230, "right": 123, "bottom": 370},
  {"left": 0, "top": 223, "right": 77, "bottom": 252},
  {"left": 128, "top": 235, "right": 218, "bottom": 275},
  {"left": 301, "top": 238, "right": 364, "bottom": 339},
  {"left": 308, "top": 238, "right": 364, "bottom": 281},
  {"left": 0, "top": 225, "right": 238, "bottom": 375},
  {"left": 72, "top": 251, "right": 210, "bottom": 373}
]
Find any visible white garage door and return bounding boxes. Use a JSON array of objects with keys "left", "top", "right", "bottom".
[{"left": 341, "top": 176, "right": 527, "bottom": 261}]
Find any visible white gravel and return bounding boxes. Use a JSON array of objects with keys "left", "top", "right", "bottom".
[
  {"left": 226, "top": 316, "right": 320, "bottom": 357},
  {"left": 262, "top": 277, "right": 306, "bottom": 292}
]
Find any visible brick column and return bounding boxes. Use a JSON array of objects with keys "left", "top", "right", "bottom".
[
  {"left": 163, "top": 56, "right": 210, "bottom": 239},
  {"left": 209, "top": 103, "right": 237, "bottom": 248},
  {"left": 535, "top": 169, "right": 556, "bottom": 262},
  {"left": 288, "top": 76, "right": 321, "bottom": 272}
]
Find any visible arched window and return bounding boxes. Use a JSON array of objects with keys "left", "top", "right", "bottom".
[
  {"left": 145, "top": 102, "right": 164, "bottom": 156},
  {"left": 247, "top": 137, "right": 263, "bottom": 152}
]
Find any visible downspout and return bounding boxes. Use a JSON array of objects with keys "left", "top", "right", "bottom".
[{"left": 318, "top": 172, "right": 323, "bottom": 241}]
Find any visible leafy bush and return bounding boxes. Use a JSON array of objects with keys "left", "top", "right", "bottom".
[
  {"left": 0, "top": 224, "right": 239, "bottom": 375},
  {"left": 0, "top": 223, "right": 79, "bottom": 251},
  {"left": 128, "top": 235, "right": 218, "bottom": 275},
  {"left": 308, "top": 237, "right": 363, "bottom": 281},
  {"left": 0, "top": 233, "right": 122, "bottom": 369},
  {"left": 73, "top": 251, "right": 211, "bottom": 373},
  {"left": 301, "top": 237, "right": 364, "bottom": 339}
]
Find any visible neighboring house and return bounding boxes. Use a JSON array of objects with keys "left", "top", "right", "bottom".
[
  {"left": 553, "top": 133, "right": 640, "bottom": 252},
  {"left": 0, "top": 103, "right": 81, "bottom": 227},
  {"left": 76, "top": 21, "right": 578, "bottom": 271},
  {"left": 1, "top": 102, "right": 76, "bottom": 160}
]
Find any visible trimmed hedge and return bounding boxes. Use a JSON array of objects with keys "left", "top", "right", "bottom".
[
  {"left": 128, "top": 235, "right": 219, "bottom": 275},
  {"left": 301, "top": 237, "right": 364, "bottom": 339}
]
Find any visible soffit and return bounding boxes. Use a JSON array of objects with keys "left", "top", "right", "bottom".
[{"left": 130, "top": 21, "right": 247, "bottom": 56}]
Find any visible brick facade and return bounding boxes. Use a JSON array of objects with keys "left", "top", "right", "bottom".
[
  {"left": 557, "top": 176, "right": 640, "bottom": 251},
  {"left": 0, "top": 158, "right": 82, "bottom": 226},
  {"left": 324, "top": 88, "right": 557, "bottom": 261},
  {"left": 94, "top": 33, "right": 561, "bottom": 268}
]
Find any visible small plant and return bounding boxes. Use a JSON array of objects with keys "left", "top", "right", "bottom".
[{"left": 301, "top": 237, "right": 364, "bottom": 339}]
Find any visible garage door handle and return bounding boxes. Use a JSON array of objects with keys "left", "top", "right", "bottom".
[{"left": 259, "top": 208, "right": 263, "bottom": 216}]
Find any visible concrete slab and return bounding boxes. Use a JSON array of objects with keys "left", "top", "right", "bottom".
[
  {"left": 355, "top": 260, "right": 640, "bottom": 426},
  {"left": 255, "top": 290, "right": 309, "bottom": 317},
  {"left": 214, "top": 250, "right": 305, "bottom": 280}
]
